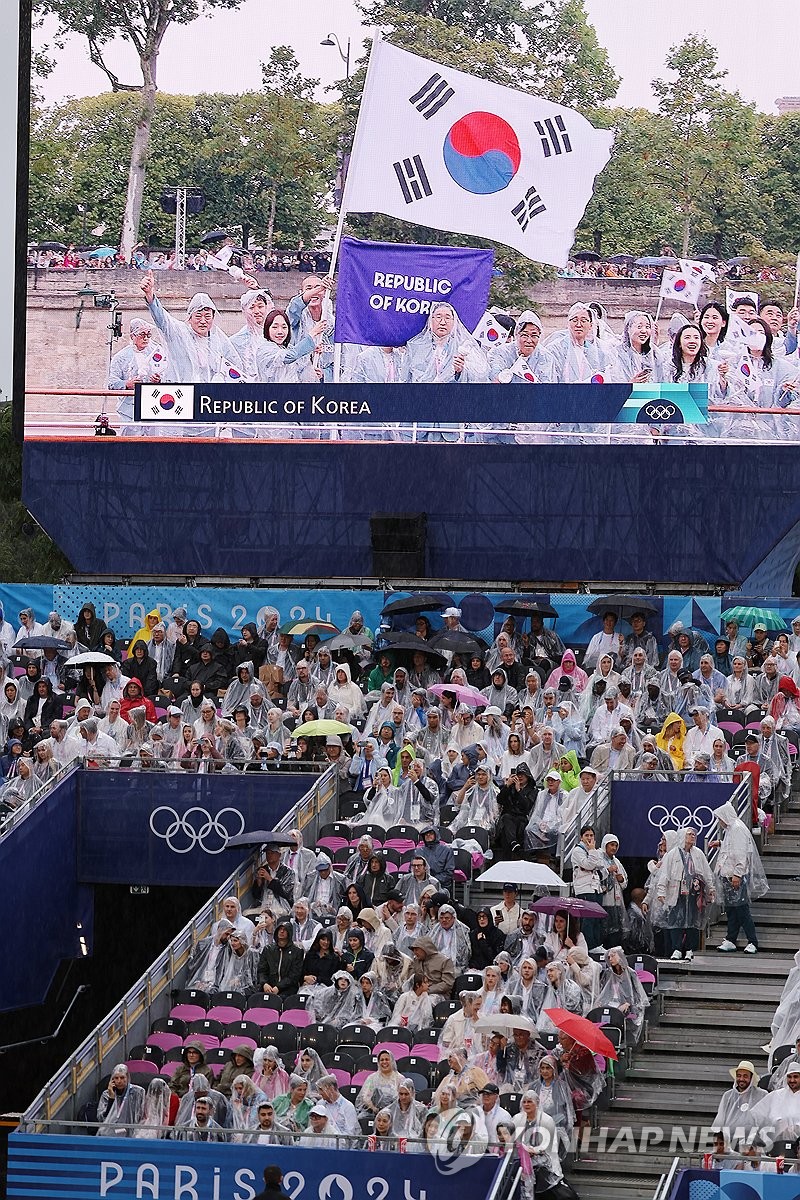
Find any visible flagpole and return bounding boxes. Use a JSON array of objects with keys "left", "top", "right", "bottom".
[
  {"left": 794, "top": 251, "right": 800, "bottom": 310},
  {"left": 328, "top": 30, "right": 383, "bottom": 383}
]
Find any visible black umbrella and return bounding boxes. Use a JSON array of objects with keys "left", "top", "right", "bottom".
[
  {"left": 587, "top": 594, "right": 658, "bottom": 620},
  {"left": 381, "top": 593, "right": 453, "bottom": 617},
  {"left": 608, "top": 253, "right": 635, "bottom": 264},
  {"left": 373, "top": 632, "right": 447, "bottom": 666},
  {"left": 200, "top": 229, "right": 230, "bottom": 244},
  {"left": 13, "top": 636, "right": 70, "bottom": 652},
  {"left": 428, "top": 630, "right": 488, "bottom": 656},
  {"left": 34, "top": 241, "right": 68, "bottom": 252},
  {"left": 494, "top": 597, "right": 558, "bottom": 619},
  {"left": 692, "top": 254, "right": 719, "bottom": 265},
  {"left": 572, "top": 250, "right": 601, "bottom": 261},
  {"left": 226, "top": 830, "right": 298, "bottom": 849},
  {"left": 727, "top": 256, "right": 750, "bottom": 266}
]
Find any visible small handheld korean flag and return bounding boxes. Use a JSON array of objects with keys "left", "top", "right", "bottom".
[
  {"left": 472, "top": 311, "right": 510, "bottom": 348},
  {"left": 342, "top": 38, "right": 613, "bottom": 268},
  {"left": 679, "top": 257, "right": 715, "bottom": 282},
  {"left": 725, "top": 288, "right": 759, "bottom": 312},
  {"left": 141, "top": 384, "right": 195, "bottom": 421},
  {"left": 659, "top": 269, "right": 702, "bottom": 306}
]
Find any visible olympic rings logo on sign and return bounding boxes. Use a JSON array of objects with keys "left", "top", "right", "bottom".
[
  {"left": 644, "top": 403, "right": 677, "bottom": 421},
  {"left": 149, "top": 806, "right": 245, "bottom": 854},
  {"left": 647, "top": 804, "right": 716, "bottom": 838}
]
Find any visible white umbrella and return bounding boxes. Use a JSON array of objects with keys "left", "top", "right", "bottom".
[
  {"left": 475, "top": 861, "right": 566, "bottom": 889},
  {"left": 474, "top": 1013, "right": 538, "bottom": 1036},
  {"left": 67, "top": 651, "right": 117, "bottom": 667}
]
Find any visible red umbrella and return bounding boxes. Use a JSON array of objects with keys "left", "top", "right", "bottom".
[
  {"left": 542, "top": 1009, "right": 618, "bottom": 1060},
  {"left": 530, "top": 896, "right": 606, "bottom": 919},
  {"left": 428, "top": 682, "right": 487, "bottom": 707}
]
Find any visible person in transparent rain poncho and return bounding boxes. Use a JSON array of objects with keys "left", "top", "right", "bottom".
[
  {"left": 97, "top": 1064, "right": 146, "bottom": 1136},
  {"left": 229, "top": 1074, "right": 269, "bottom": 1142},
  {"left": 230, "top": 288, "right": 273, "bottom": 382},
  {"left": 293, "top": 1047, "right": 327, "bottom": 1098},
  {"left": 184, "top": 917, "right": 235, "bottom": 991},
  {"left": 451, "top": 761, "right": 499, "bottom": 834},
  {"left": 407, "top": 302, "right": 488, "bottom": 442},
  {"left": 356, "top": 1049, "right": 405, "bottom": 1116},
  {"left": 132, "top": 1077, "right": 178, "bottom": 1139},
  {"left": 594, "top": 947, "right": 650, "bottom": 1039},
  {"left": 645, "top": 827, "right": 716, "bottom": 961},
  {"left": 537, "top": 959, "right": 586, "bottom": 1033},
  {"left": 387, "top": 1078, "right": 427, "bottom": 1140},
  {"left": 359, "top": 970, "right": 393, "bottom": 1029},
  {"left": 252, "top": 1046, "right": 290, "bottom": 1101},
  {"left": 312, "top": 969, "right": 365, "bottom": 1028},
  {"left": 718, "top": 317, "right": 800, "bottom": 441},
  {"left": 214, "top": 926, "right": 259, "bottom": 993},
  {"left": 360, "top": 761, "right": 401, "bottom": 828},
  {"left": 534, "top": 1054, "right": 576, "bottom": 1157},
  {"left": 140, "top": 272, "right": 243, "bottom": 385},
  {"left": 708, "top": 801, "right": 768, "bottom": 954}
]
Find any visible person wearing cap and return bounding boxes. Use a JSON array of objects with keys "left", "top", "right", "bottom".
[
  {"left": 230, "top": 287, "right": 274, "bottom": 381},
  {"left": 734, "top": 733, "right": 777, "bottom": 807},
  {"left": 495, "top": 762, "right": 537, "bottom": 855},
  {"left": 304, "top": 853, "right": 345, "bottom": 921},
  {"left": 491, "top": 883, "right": 522, "bottom": 935},
  {"left": 743, "top": 1060, "right": 800, "bottom": 1156},
  {"left": 442, "top": 606, "right": 465, "bottom": 631},
  {"left": 747, "top": 623, "right": 773, "bottom": 670},
  {"left": 488, "top": 309, "right": 555, "bottom": 384},
  {"left": 298, "top": 1102, "right": 339, "bottom": 1147},
  {"left": 478, "top": 1082, "right": 514, "bottom": 1141},
  {"left": 140, "top": 268, "right": 244, "bottom": 384},
  {"left": 683, "top": 705, "right": 718, "bottom": 762}
]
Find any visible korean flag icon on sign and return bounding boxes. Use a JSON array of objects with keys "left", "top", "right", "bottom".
[{"left": 141, "top": 384, "right": 195, "bottom": 420}]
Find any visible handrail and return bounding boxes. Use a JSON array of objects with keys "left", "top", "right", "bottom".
[
  {"left": 705, "top": 774, "right": 753, "bottom": 874},
  {"left": 652, "top": 1156, "right": 681, "bottom": 1200},
  {"left": 19, "top": 766, "right": 337, "bottom": 1127},
  {"left": 558, "top": 777, "right": 611, "bottom": 878},
  {"left": 0, "top": 760, "right": 80, "bottom": 840}
]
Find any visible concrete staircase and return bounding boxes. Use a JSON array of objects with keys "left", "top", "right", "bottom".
[{"left": 567, "top": 805, "right": 800, "bottom": 1199}]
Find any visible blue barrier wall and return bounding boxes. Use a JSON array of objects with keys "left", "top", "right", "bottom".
[
  {"left": 0, "top": 771, "right": 94, "bottom": 1013},
  {"left": 23, "top": 441, "right": 800, "bottom": 584},
  {"left": 669, "top": 1168, "right": 800, "bottom": 1199},
  {"left": 1, "top": 769, "right": 307, "bottom": 1011},
  {"left": 7, "top": 1132, "right": 503, "bottom": 1200},
  {"left": 610, "top": 780, "right": 736, "bottom": 856},
  {"left": 77, "top": 771, "right": 311, "bottom": 887}
]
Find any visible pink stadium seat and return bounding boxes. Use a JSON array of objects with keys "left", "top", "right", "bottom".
[
  {"left": 206, "top": 1006, "right": 245, "bottom": 1025},
  {"left": 317, "top": 836, "right": 350, "bottom": 855},
  {"left": 182, "top": 1032, "right": 220, "bottom": 1051},
  {"left": 328, "top": 1068, "right": 351, "bottom": 1087},
  {"left": 717, "top": 721, "right": 743, "bottom": 737},
  {"left": 125, "top": 1059, "right": 159, "bottom": 1076},
  {"left": 281, "top": 1009, "right": 312, "bottom": 1028},
  {"left": 170, "top": 1004, "right": 207, "bottom": 1023},
  {"left": 220, "top": 1035, "right": 258, "bottom": 1052},
  {"left": 410, "top": 1043, "right": 441, "bottom": 1061},
  {"left": 351, "top": 1069, "right": 372, "bottom": 1087},
  {"left": 146, "top": 1032, "right": 184, "bottom": 1052},
  {"left": 384, "top": 838, "right": 418, "bottom": 855},
  {"left": 243, "top": 1007, "right": 281, "bottom": 1026},
  {"left": 373, "top": 1040, "right": 408, "bottom": 1058}
]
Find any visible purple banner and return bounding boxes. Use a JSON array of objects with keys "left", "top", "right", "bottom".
[{"left": 334, "top": 236, "right": 494, "bottom": 346}]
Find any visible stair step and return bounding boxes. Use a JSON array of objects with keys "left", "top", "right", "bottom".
[{"left": 658, "top": 1009, "right": 772, "bottom": 1032}]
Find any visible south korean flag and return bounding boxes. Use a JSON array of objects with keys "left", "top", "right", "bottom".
[{"left": 141, "top": 384, "right": 195, "bottom": 421}]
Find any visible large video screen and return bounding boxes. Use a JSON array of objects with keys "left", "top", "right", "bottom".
[{"left": 19, "top": 2, "right": 800, "bottom": 443}]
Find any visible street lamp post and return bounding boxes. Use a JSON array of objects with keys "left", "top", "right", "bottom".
[{"left": 321, "top": 32, "right": 351, "bottom": 80}]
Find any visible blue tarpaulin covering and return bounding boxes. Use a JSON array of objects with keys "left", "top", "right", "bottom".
[{"left": 23, "top": 442, "right": 800, "bottom": 584}]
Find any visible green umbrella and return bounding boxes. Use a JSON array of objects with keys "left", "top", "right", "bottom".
[
  {"left": 292, "top": 719, "right": 352, "bottom": 738},
  {"left": 721, "top": 606, "right": 787, "bottom": 632}
]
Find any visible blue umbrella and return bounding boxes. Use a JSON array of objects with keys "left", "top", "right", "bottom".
[
  {"left": 635, "top": 256, "right": 678, "bottom": 267},
  {"left": 88, "top": 246, "right": 118, "bottom": 259}
]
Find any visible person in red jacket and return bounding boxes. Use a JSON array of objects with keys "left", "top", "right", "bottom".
[{"left": 119, "top": 678, "right": 157, "bottom": 723}]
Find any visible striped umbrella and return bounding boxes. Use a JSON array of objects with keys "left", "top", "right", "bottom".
[
  {"left": 279, "top": 619, "right": 339, "bottom": 637},
  {"left": 720, "top": 606, "right": 787, "bottom": 632}
]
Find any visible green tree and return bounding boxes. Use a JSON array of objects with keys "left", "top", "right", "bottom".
[
  {"left": 650, "top": 34, "right": 761, "bottom": 257},
  {"left": 577, "top": 108, "right": 678, "bottom": 255},
  {"left": 353, "top": 0, "right": 618, "bottom": 109},
  {"left": 759, "top": 114, "right": 800, "bottom": 251},
  {"left": 36, "top": 0, "right": 248, "bottom": 259},
  {"left": 196, "top": 50, "right": 337, "bottom": 253}
]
